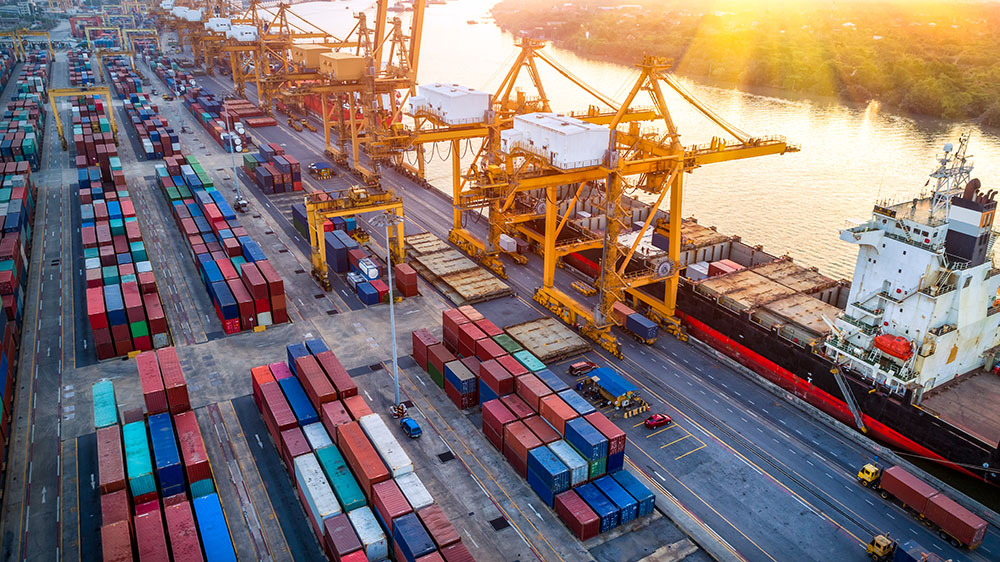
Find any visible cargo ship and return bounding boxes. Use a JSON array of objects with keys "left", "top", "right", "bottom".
[{"left": 657, "top": 135, "right": 1000, "bottom": 484}]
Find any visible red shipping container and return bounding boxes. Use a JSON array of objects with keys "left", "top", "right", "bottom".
[
  {"left": 503, "top": 439, "right": 528, "bottom": 478},
  {"left": 97, "top": 424, "right": 126, "bottom": 494},
  {"left": 324, "top": 513, "right": 363, "bottom": 561},
  {"left": 134, "top": 508, "right": 170, "bottom": 562},
  {"left": 539, "top": 394, "right": 578, "bottom": 434},
  {"left": 459, "top": 356, "right": 480, "bottom": 380},
  {"left": 523, "top": 415, "right": 560, "bottom": 445},
  {"left": 500, "top": 394, "right": 533, "bottom": 420},
  {"left": 441, "top": 309, "right": 469, "bottom": 335},
  {"left": 411, "top": 329, "right": 438, "bottom": 371},
  {"left": 457, "top": 323, "right": 487, "bottom": 358},
  {"left": 260, "top": 380, "right": 297, "bottom": 442},
  {"left": 479, "top": 359, "right": 514, "bottom": 396},
  {"left": 256, "top": 259, "right": 285, "bottom": 298},
  {"left": 280, "top": 426, "right": 311, "bottom": 473},
  {"left": 923, "top": 492, "right": 987, "bottom": 548},
  {"left": 372, "top": 479, "right": 412, "bottom": 534},
  {"left": 252, "top": 365, "right": 275, "bottom": 411},
  {"left": 143, "top": 293, "right": 168, "bottom": 335},
  {"left": 336, "top": 421, "right": 390, "bottom": 499},
  {"left": 174, "top": 410, "right": 212, "bottom": 484},
  {"left": 416, "top": 554, "right": 445, "bottom": 562},
  {"left": 137, "top": 351, "right": 167, "bottom": 414},
  {"left": 321, "top": 400, "right": 351, "bottom": 444},
  {"left": 497, "top": 355, "right": 528, "bottom": 378},
  {"left": 584, "top": 412, "right": 626, "bottom": 456},
  {"left": 315, "top": 351, "right": 358, "bottom": 398},
  {"left": 269, "top": 361, "right": 294, "bottom": 381},
  {"left": 416, "top": 504, "right": 460, "bottom": 548},
  {"left": 101, "top": 520, "right": 133, "bottom": 562},
  {"left": 475, "top": 338, "right": 505, "bottom": 362},
  {"left": 504, "top": 421, "right": 541, "bottom": 466},
  {"left": 444, "top": 378, "right": 477, "bottom": 410},
  {"left": 474, "top": 318, "right": 502, "bottom": 338},
  {"left": 880, "top": 466, "right": 938, "bottom": 514},
  {"left": 457, "top": 306, "right": 483, "bottom": 323},
  {"left": 87, "top": 287, "right": 108, "bottom": 331},
  {"left": 157, "top": 347, "right": 190, "bottom": 414},
  {"left": 295, "top": 354, "right": 338, "bottom": 409},
  {"left": 427, "top": 344, "right": 455, "bottom": 376},
  {"left": 101, "top": 488, "right": 130, "bottom": 526},
  {"left": 239, "top": 261, "right": 269, "bottom": 301},
  {"left": 482, "top": 423, "right": 503, "bottom": 452},
  {"left": 343, "top": 394, "right": 372, "bottom": 420},
  {"left": 481, "top": 400, "right": 517, "bottom": 438},
  {"left": 441, "top": 542, "right": 476, "bottom": 562},
  {"left": 227, "top": 278, "right": 256, "bottom": 330},
  {"left": 555, "top": 489, "right": 600, "bottom": 541},
  {"left": 164, "top": 501, "right": 205, "bottom": 562},
  {"left": 515, "top": 374, "right": 551, "bottom": 412}
]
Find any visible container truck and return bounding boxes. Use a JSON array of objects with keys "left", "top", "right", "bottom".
[
  {"left": 865, "top": 534, "right": 946, "bottom": 562},
  {"left": 857, "top": 463, "right": 987, "bottom": 549}
]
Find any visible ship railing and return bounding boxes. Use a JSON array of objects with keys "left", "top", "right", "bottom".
[
  {"left": 928, "top": 323, "right": 956, "bottom": 337},
  {"left": 851, "top": 299, "right": 883, "bottom": 317},
  {"left": 883, "top": 230, "right": 938, "bottom": 252},
  {"left": 838, "top": 314, "right": 878, "bottom": 335},
  {"left": 918, "top": 282, "right": 956, "bottom": 297},
  {"left": 827, "top": 337, "right": 906, "bottom": 378},
  {"left": 946, "top": 257, "right": 973, "bottom": 271}
]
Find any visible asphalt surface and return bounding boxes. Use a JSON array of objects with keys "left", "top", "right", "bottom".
[{"left": 187, "top": 68, "right": 1000, "bottom": 562}]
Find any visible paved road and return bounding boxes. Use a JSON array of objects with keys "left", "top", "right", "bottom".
[{"left": 186, "top": 66, "right": 1000, "bottom": 562}]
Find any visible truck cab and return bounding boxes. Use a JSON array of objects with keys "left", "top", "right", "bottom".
[
  {"left": 399, "top": 417, "right": 422, "bottom": 439},
  {"left": 858, "top": 463, "right": 881, "bottom": 488},
  {"left": 866, "top": 533, "right": 896, "bottom": 562}
]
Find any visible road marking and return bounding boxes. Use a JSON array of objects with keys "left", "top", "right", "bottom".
[
  {"left": 738, "top": 456, "right": 763, "bottom": 475},
  {"left": 646, "top": 425, "right": 676, "bottom": 438},
  {"left": 653, "top": 471, "right": 665, "bottom": 482},
  {"left": 805, "top": 460, "right": 814, "bottom": 466},
  {"left": 632, "top": 421, "right": 645, "bottom": 427},
  {"left": 527, "top": 503, "right": 543, "bottom": 521},
  {"left": 865, "top": 499, "right": 874, "bottom": 506},
  {"left": 674, "top": 444, "right": 706, "bottom": 460},
  {"left": 660, "top": 434, "right": 691, "bottom": 448},
  {"left": 885, "top": 513, "right": 894, "bottom": 519}
]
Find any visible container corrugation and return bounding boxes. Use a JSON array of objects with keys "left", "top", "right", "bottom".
[
  {"left": 134, "top": 507, "right": 171, "bottom": 562},
  {"left": 315, "top": 445, "right": 367, "bottom": 513},
  {"left": 303, "top": 422, "right": 333, "bottom": 451},
  {"left": 516, "top": 374, "right": 551, "bottom": 411},
  {"left": 555, "top": 489, "right": 600, "bottom": 541},
  {"left": 123, "top": 420, "right": 156, "bottom": 500},
  {"left": 523, "top": 415, "right": 560, "bottom": 445},
  {"left": 392, "top": 512, "right": 437, "bottom": 562},
  {"left": 174, "top": 410, "right": 212, "bottom": 485},
  {"left": 497, "top": 354, "right": 528, "bottom": 377},
  {"left": 97, "top": 424, "right": 126, "bottom": 493},
  {"left": 137, "top": 350, "right": 167, "bottom": 414},
  {"left": 441, "top": 542, "right": 476, "bottom": 562},
  {"left": 608, "top": 451, "right": 625, "bottom": 473},
  {"left": 359, "top": 413, "right": 414, "bottom": 477},
  {"left": 316, "top": 350, "right": 358, "bottom": 398},
  {"left": 923, "top": 491, "right": 987, "bottom": 548},
  {"left": 101, "top": 489, "right": 130, "bottom": 526},
  {"left": 294, "top": 451, "right": 342, "bottom": 532},
  {"left": 539, "top": 394, "right": 578, "bottom": 435},
  {"left": 481, "top": 399, "right": 517, "bottom": 437},
  {"left": 321, "top": 400, "right": 352, "bottom": 444},
  {"left": 93, "top": 379, "right": 118, "bottom": 428},
  {"left": 512, "top": 349, "right": 545, "bottom": 372},
  {"left": 337, "top": 421, "right": 390, "bottom": 498},
  {"left": 192, "top": 493, "right": 238, "bottom": 562},
  {"left": 164, "top": 500, "right": 205, "bottom": 562},
  {"left": 534, "top": 368, "right": 569, "bottom": 393},
  {"left": 444, "top": 360, "right": 477, "bottom": 396},
  {"left": 576, "top": 482, "right": 619, "bottom": 533},
  {"left": 584, "top": 412, "right": 626, "bottom": 456},
  {"left": 294, "top": 353, "right": 337, "bottom": 409},
  {"left": 564, "top": 417, "right": 608, "bottom": 461},
  {"left": 343, "top": 394, "right": 373, "bottom": 420},
  {"left": 416, "top": 504, "right": 461, "bottom": 548},
  {"left": 372, "top": 479, "right": 412, "bottom": 534},
  {"left": 611, "top": 470, "right": 655, "bottom": 518},
  {"left": 500, "top": 394, "right": 533, "bottom": 420},
  {"left": 527, "top": 446, "right": 570, "bottom": 506},
  {"left": 324, "top": 513, "right": 363, "bottom": 560},
  {"left": 101, "top": 520, "right": 133, "bottom": 562},
  {"left": 259, "top": 380, "right": 297, "bottom": 440},
  {"left": 347, "top": 506, "right": 389, "bottom": 561},
  {"left": 278, "top": 376, "right": 319, "bottom": 425},
  {"left": 594, "top": 475, "right": 638, "bottom": 524},
  {"left": 548, "top": 440, "right": 588, "bottom": 487},
  {"left": 148, "top": 412, "right": 185, "bottom": 497},
  {"left": 280, "top": 427, "right": 311, "bottom": 473},
  {"left": 395, "top": 472, "right": 434, "bottom": 511},
  {"left": 588, "top": 456, "right": 608, "bottom": 480},
  {"left": 557, "top": 389, "right": 596, "bottom": 416},
  {"left": 881, "top": 466, "right": 938, "bottom": 514},
  {"left": 157, "top": 347, "right": 190, "bottom": 414}
]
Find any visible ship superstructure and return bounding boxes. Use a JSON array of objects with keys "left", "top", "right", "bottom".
[{"left": 828, "top": 135, "right": 1000, "bottom": 397}]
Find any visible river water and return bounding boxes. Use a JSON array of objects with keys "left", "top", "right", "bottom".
[{"left": 290, "top": 0, "right": 1000, "bottom": 280}]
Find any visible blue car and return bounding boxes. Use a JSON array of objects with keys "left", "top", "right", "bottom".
[{"left": 399, "top": 417, "right": 422, "bottom": 439}]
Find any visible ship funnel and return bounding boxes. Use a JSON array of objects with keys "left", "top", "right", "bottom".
[{"left": 962, "top": 178, "right": 981, "bottom": 200}]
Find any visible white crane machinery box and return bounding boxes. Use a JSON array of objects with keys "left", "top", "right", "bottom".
[
  {"left": 205, "top": 18, "right": 231, "bottom": 32},
  {"left": 500, "top": 112, "right": 609, "bottom": 170},
  {"left": 319, "top": 52, "right": 366, "bottom": 81},
  {"left": 291, "top": 44, "right": 331, "bottom": 69},
  {"left": 409, "top": 83, "right": 490, "bottom": 125},
  {"left": 226, "top": 25, "right": 258, "bottom": 42}
]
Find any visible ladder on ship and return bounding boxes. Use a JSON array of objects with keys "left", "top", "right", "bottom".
[{"left": 832, "top": 367, "right": 868, "bottom": 433}]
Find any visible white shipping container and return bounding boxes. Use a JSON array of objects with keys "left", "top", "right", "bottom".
[
  {"left": 548, "top": 440, "right": 588, "bottom": 487},
  {"left": 394, "top": 472, "right": 433, "bottom": 510},
  {"left": 347, "top": 506, "right": 389, "bottom": 561},
  {"left": 358, "top": 414, "right": 414, "bottom": 477},
  {"left": 498, "top": 233, "right": 517, "bottom": 254},
  {"left": 258, "top": 311, "right": 273, "bottom": 326},
  {"left": 410, "top": 83, "right": 490, "bottom": 125},
  {"left": 500, "top": 112, "right": 610, "bottom": 170},
  {"left": 358, "top": 258, "right": 379, "bottom": 281},
  {"left": 293, "top": 453, "right": 341, "bottom": 533},
  {"left": 686, "top": 261, "right": 710, "bottom": 282},
  {"left": 346, "top": 272, "right": 365, "bottom": 289},
  {"left": 302, "top": 422, "right": 333, "bottom": 451}
]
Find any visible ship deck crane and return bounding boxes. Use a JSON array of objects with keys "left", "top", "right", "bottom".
[{"left": 49, "top": 87, "right": 119, "bottom": 150}]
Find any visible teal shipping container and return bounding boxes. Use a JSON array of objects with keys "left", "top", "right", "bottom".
[
  {"left": 513, "top": 349, "right": 546, "bottom": 373},
  {"left": 123, "top": 421, "right": 156, "bottom": 501},
  {"left": 315, "top": 444, "right": 366, "bottom": 512},
  {"left": 93, "top": 380, "right": 118, "bottom": 429}
]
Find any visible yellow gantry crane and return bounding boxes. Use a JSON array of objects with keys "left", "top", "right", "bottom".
[
  {"left": 17, "top": 30, "right": 54, "bottom": 60},
  {"left": 85, "top": 26, "right": 126, "bottom": 50},
  {"left": 49, "top": 87, "right": 119, "bottom": 150}
]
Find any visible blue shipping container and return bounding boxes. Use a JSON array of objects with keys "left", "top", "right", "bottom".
[
  {"left": 607, "top": 451, "right": 625, "bottom": 473},
  {"left": 278, "top": 376, "right": 319, "bottom": 425},
  {"left": 304, "top": 338, "right": 328, "bottom": 355},
  {"left": 625, "top": 313, "right": 658, "bottom": 340},
  {"left": 594, "top": 475, "right": 638, "bottom": 523},
  {"left": 564, "top": 417, "right": 609, "bottom": 461},
  {"left": 391, "top": 513, "right": 436, "bottom": 562},
  {"left": 286, "top": 342, "right": 309, "bottom": 375},
  {"left": 356, "top": 282, "right": 380, "bottom": 306},
  {"left": 557, "top": 389, "right": 596, "bottom": 416},
  {"left": 611, "top": 470, "right": 655, "bottom": 518},
  {"left": 193, "top": 493, "right": 238, "bottom": 562},
  {"left": 444, "top": 361, "right": 477, "bottom": 395},
  {"left": 147, "top": 413, "right": 185, "bottom": 498},
  {"left": 534, "top": 369, "right": 569, "bottom": 393},
  {"left": 576, "top": 482, "right": 620, "bottom": 533},
  {"left": 527, "top": 446, "right": 570, "bottom": 505}
]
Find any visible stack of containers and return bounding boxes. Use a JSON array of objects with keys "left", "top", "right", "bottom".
[
  {"left": 103, "top": 54, "right": 144, "bottom": 99},
  {"left": 394, "top": 263, "right": 418, "bottom": 297},
  {"left": 148, "top": 53, "right": 196, "bottom": 95},
  {"left": 179, "top": 85, "right": 249, "bottom": 151},
  {"left": 79, "top": 155, "right": 171, "bottom": 357},
  {"left": 69, "top": 95, "right": 116, "bottom": 169},
  {"left": 13, "top": 51, "right": 48, "bottom": 106},
  {"left": 121, "top": 92, "right": 180, "bottom": 160},
  {"left": 253, "top": 339, "right": 474, "bottom": 561},
  {"left": 251, "top": 142, "right": 302, "bottom": 193},
  {"left": 68, "top": 49, "right": 94, "bottom": 86},
  {"left": 412, "top": 306, "right": 655, "bottom": 540},
  {"left": 153, "top": 154, "right": 288, "bottom": 332},
  {"left": 2, "top": 55, "right": 46, "bottom": 171}
]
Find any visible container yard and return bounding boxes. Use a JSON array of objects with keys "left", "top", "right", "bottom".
[{"left": 0, "top": 7, "right": 998, "bottom": 562}]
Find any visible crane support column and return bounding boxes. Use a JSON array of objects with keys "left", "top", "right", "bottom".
[
  {"left": 452, "top": 139, "right": 462, "bottom": 229},
  {"left": 664, "top": 168, "right": 683, "bottom": 315},
  {"left": 543, "top": 185, "right": 557, "bottom": 288}
]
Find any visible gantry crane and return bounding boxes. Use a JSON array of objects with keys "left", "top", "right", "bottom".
[
  {"left": 123, "top": 28, "right": 160, "bottom": 51},
  {"left": 17, "top": 30, "right": 54, "bottom": 60},
  {"left": 85, "top": 26, "right": 125, "bottom": 49},
  {"left": 49, "top": 87, "right": 119, "bottom": 150}
]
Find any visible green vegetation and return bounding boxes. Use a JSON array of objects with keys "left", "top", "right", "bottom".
[{"left": 492, "top": 0, "right": 1000, "bottom": 125}]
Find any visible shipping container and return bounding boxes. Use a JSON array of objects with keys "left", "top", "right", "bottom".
[
  {"left": 278, "top": 376, "right": 320, "bottom": 425},
  {"left": 124, "top": 420, "right": 157, "bottom": 501},
  {"left": 554, "top": 489, "right": 600, "bottom": 541},
  {"left": 395, "top": 471, "right": 434, "bottom": 511},
  {"left": 316, "top": 350, "right": 358, "bottom": 398},
  {"left": 880, "top": 466, "right": 938, "bottom": 514},
  {"left": 321, "top": 400, "right": 352, "bottom": 444},
  {"left": 93, "top": 379, "right": 119, "bottom": 428},
  {"left": 594, "top": 475, "right": 638, "bottom": 524},
  {"left": 372, "top": 478, "right": 412, "bottom": 533},
  {"left": 343, "top": 394, "right": 373, "bottom": 420},
  {"left": 539, "top": 394, "right": 578, "bottom": 435},
  {"left": 359, "top": 413, "right": 414, "bottom": 477},
  {"left": 294, "top": 452, "right": 342, "bottom": 533},
  {"left": 527, "top": 446, "right": 571, "bottom": 506},
  {"left": 158, "top": 347, "right": 190, "bottom": 414},
  {"left": 192, "top": 493, "right": 238, "bottom": 562},
  {"left": 174, "top": 410, "right": 212, "bottom": 489},
  {"left": 497, "top": 354, "right": 528, "bottom": 377},
  {"left": 923, "top": 491, "right": 987, "bottom": 548},
  {"left": 534, "top": 368, "right": 569, "bottom": 393},
  {"left": 611, "top": 470, "right": 655, "bottom": 518},
  {"left": 548, "top": 440, "right": 589, "bottom": 487},
  {"left": 516, "top": 374, "right": 551, "bottom": 411},
  {"left": 411, "top": 329, "right": 438, "bottom": 370},
  {"left": 324, "top": 513, "right": 363, "bottom": 561},
  {"left": 440, "top": 542, "right": 476, "bottom": 562},
  {"left": 417, "top": 504, "right": 460, "bottom": 548},
  {"left": 303, "top": 422, "right": 334, "bottom": 451},
  {"left": 164, "top": 500, "right": 205, "bottom": 562},
  {"left": 347, "top": 506, "right": 389, "bottom": 561},
  {"left": 97, "top": 424, "right": 126, "bottom": 493},
  {"left": 564, "top": 417, "right": 608, "bottom": 461},
  {"left": 584, "top": 412, "right": 626, "bottom": 456},
  {"left": 134, "top": 507, "right": 171, "bottom": 562},
  {"left": 513, "top": 350, "right": 545, "bottom": 372},
  {"left": 557, "top": 389, "right": 596, "bottom": 416},
  {"left": 576, "top": 482, "right": 620, "bottom": 533},
  {"left": 101, "top": 488, "right": 131, "bottom": 526},
  {"left": 315, "top": 444, "right": 367, "bottom": 513},
  {"left": 503, "top": 421, "right": 541, "bottom": 478},
  {"left": 500, "top": 394, "right": 533, "bottom": 420},
  {"left": 280, "top": 426, "right": 311, "bottom": 473},
  {"left": 392, "top": 512, "right": 437, "bottom": 562},
  {"left": 148, "top": 412, "right": 185, "bottom": 497},
  {"left": 137, "top": 350, "right": 167, "bottom": 414},
  {"left": 523, "top": 415, "right": 560, "bottom": 445},
  {"left": 337, "top": 421, "right": 390, "bottom": 498},
  {"left": 101, "top": 520, "right": 133, "bottom": 562},
  {"left": 295, "top": 353, "right": 338, "bottom": 409}
]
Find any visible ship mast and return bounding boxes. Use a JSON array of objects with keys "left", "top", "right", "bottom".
[{"left": 929, "top": 132, "right": 974, "bottom": 218}]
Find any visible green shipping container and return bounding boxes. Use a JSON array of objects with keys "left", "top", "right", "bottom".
[
  {"left": 130, "top": 241, "right": 147, "bottom": 262},
  {"left": 493, "top": 334, "right": 522, "bottom": 354},
  {"left": 129, "top": 320, "right": 149, "bottom": 338},
  {"left": 427, "top": 364, "right": 444, "bottom": 389},
  {"left": 110, "top": 218, "right": 124, "bottom": 236},
  {"left": 191, "top": 478, "right": 215, "bottom": 499},
  {"left": 513, "top": 350, "right": 546, "bottom": 373},
  {"left": 315, "top": 445, "right": 366, "bottom": 512},
  {"left": 588, "top": 456, "right": 607, "bottom": 480},
  {"left": 123, "top": 421, "right": 156, "bottom": 499},
  {"left": 92, "top": 380, "right": 118, "bottom": 428}
]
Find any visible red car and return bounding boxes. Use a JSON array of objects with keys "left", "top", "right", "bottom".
[
  {"left": 568, "top": 360, "right": 598, "bottom": 376},
  {"left": 644, "top": 414, "right": 672, "bottom": 429}
]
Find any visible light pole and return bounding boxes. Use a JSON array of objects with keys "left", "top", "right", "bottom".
[{"left": 369, "top": 210, "right": 404, "bottom": 412}]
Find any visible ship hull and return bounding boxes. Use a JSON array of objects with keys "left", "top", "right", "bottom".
[{"left": 676, "top": 283, "right": 1000, "bottom": 484}]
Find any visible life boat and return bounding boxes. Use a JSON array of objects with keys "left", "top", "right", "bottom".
[{"left": 874, "top": 334, "right": 913, "bottom": 361}]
